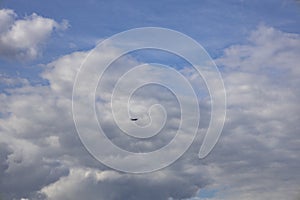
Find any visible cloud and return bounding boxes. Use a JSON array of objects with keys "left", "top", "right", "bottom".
[
  {"left": 0, "top": 46, "right": 210, "bottom": 199},
  {"left": 217, "top": 25, "right": 300, "bottom": 76},
  {"left": 0, "top": 25, "right": 299, "bottom": 200},
  {"left": 41, "top": 167, "right": 208, "bottom": 200},
  {"left": 205, "top": 25, "right": 300, "bottom": 200},
  {"left": 0, "top": 9, "right": 68, "bottom": 61}
]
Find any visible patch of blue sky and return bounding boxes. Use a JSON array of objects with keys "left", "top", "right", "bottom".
[
  {"left": 127, "top": 49, "right": 193, "bottom": 69},
  {"left": 198, "top": 188, "right": 218, "bottom": 199},
  {"left": 2, "top": 0, "right": 300, "bottom": 55},
  {"left": 185, "top": 188, "right": 219, "bottom": 199},
  {"left": 0, "top": 0, "right": 299, "bottom": 86}
]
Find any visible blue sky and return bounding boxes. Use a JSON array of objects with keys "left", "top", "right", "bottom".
[
  {"left": 1, "top": 0, "right": 299, "bottom": 88},
  {"left": 0, "top": 0, "right": 300, "bottom": 200},
  {"left": 1, "top": 0, "right": 300, "bottom": 59}
]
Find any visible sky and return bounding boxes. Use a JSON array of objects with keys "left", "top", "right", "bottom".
[{"left": 0, "top": 0, "right": 300, "bottom": 200}]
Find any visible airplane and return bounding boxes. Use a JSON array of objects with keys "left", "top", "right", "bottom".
[{"left": 130, "top": 118, "right": 138, "bottom": 121}]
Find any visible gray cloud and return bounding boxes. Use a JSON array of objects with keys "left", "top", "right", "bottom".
[{"left": 41, "top": 167, "right": 208, "bottom": 200}]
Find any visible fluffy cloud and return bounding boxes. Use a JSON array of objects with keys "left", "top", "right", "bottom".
[
  {"left": 207, "top": 25, "right": 300, "bottom": 200},
  {"left": 0, "top": 25, "right": 299, "bottom": 200},
  {"left": 0, "top": 9, "right": 68, "bottom": 61},
  {"left": 41, "top": 167, "right": 208, "bottom": 200},
  {"left": 0, "top": 46, "right": 209, "bottom": 200}
]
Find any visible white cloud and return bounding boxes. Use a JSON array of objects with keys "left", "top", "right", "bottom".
[
  {"left": 203, "top": 25, "right": 300, "bottom": 200},
  {"left": 0, "top": 9, "right": 68, "bottom": 61},
  {"left": 0, "top": 9, "right": 16, "bottom": 34},
  {"left": 0, "top": 25, "right": 299, "bottom": 200},
  {"left": 0, "top": 45, "right": 209, "bottom": 199},
  {"left": 217, "top": 25, "right": 300, "bottom": 76}
]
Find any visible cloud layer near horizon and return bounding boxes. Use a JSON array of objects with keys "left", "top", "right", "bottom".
[{"left": 0, "top": 23, "right": 299, "bottom": 200}]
